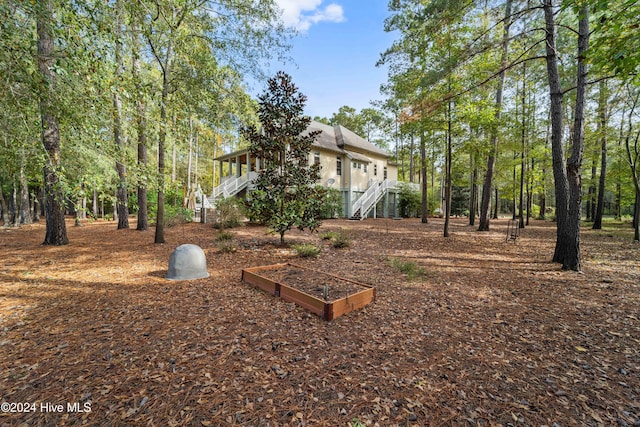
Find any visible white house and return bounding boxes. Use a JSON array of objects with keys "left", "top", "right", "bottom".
[{"left": 210, "top": 121, "right": 402, "bottom": 219}]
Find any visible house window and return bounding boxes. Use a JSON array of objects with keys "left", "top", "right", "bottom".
[
  {"left": 374, "top": 164, "right": 377, "bottom": 176},
  {"left": 353, "top": 162, "right": 357, "bottom": 169},
  {"left": 383, "top": 166, "right": 388, "bottom": 180},
  {"left": 357, "top": 163, "right": 362, "bottom": 170},
  {"left": 336, "top": 157, "right": 342, "bottom": 176},
  {"left": 314, "top": 152, "right": 320, "bottom": 166},
  {"left": 364, "top": 163, "right": 368, "bottom": 173}
]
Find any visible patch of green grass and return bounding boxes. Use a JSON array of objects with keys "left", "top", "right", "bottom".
[
  {"left": 388, "top": 257, "right": 426, "bottom": 280},
  {"left": 331, "top": 230, "right": 351, "bottom": 248},
  {"left": 215, "top": 231, "right": 234, "bottom": 242},
  {"left": 217, "top": 241, "right": 237, "bottom": 253},
  {"left": 293, "top": 243, "right": 321, "bottom": 258},
  {"left": 319, "top": 231, "right": 337, "bottom": 240}
]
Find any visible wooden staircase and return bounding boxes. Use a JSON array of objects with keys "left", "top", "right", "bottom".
[{"left": 350, "top": 180, "right": 397, "bottom": 220}]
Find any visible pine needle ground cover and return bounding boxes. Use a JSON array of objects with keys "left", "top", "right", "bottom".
[{"left": 0, "top": 218, "right": 638, "bottom": 426}]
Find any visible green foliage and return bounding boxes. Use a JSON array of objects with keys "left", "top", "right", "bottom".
[
  {"left": 213, "top": 197, "right": 245, "bottom": 230},
  {"left": 293, "top": 243, "right": 321, "bottom": 258},
  {"left": 215, "top": 230, "right": 234, "bottom": 242},
  {"left": 243, "top": 72, "right": 324, "bottom": 243},
  {"left": 217, "top": 241, "right": 237, "bottom": 253},
  {"left": 398, "top": 183, "right": 421, "bottom": 217},
  {"left": 319, "top": 231, "right": 338, "bottom": 240},
  {"left": 330, "top": 230, "right": 351, "bottom": 248},
  {"left": 388, "top": 257, "right": 426, "bottom": 280},
  {"left": 163, "top": 205, "right": 193, "bottom": 227},
  {"left": 320, "top": 188, "right": 343, "bottom": 219}
]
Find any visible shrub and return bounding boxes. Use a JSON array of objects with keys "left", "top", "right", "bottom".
[
  {"left": 216, "top": 231, "right": 234, "bottom": 241},
  {"left": 164, "top": 205, "right": 193, "bottom": 227},
  {"left": 398, "top": 183, "right": 421, "bottom": 218},
  {"left": 217, "top": 241, "right": 237, "bottom": 253},
  {"left": 331, "top": 230, "right": 351, "bottom": 248},
  {"left": 388, "top": 257, "right": 425, "bottom": 280},
  {"left": 319, "top": 231, "right": 337, "bottom": 240},
  {"left": 213, "top": 197, "right": 245, "bottom": 229},
  {"left": 293, "top": 243, "right": 321, "bottom": 258},
  {"left": 320, "top": 188, "right": 343, "bottom": 219}
]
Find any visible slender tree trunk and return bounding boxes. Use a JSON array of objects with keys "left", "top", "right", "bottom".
[
  {"left": 0, "top": 181, "right": 9, "bottom": 227},
  {"left": 623, "top": 92, "right": 640, "bottom": 240},
  {"left": 527, "top": 158, "right": 533, "bottom": 225},
  {"left": 479, "top": 0, "right": 512, "bottom": 231},
  {"left": 408, "top": 133, "right": 415, "bottom": 183},
  {"left": 38, "top": 0, "right": 68, "bottom": 245},
  {"left": 593, "top": 81, "right": 608, "bottom": 229},
  {"left": 518, "top": 62, "right": 526, "bottom": 228},
  {"left": 113, "top": 0, "right": 129, "bottom": 229},
  {"left": 32, "top": 189, "right": 40, "bottom": 222},
  {"left": 154, "top": 46, "right": 173, "bottom": 244},
  {"left": 421, "top": 133, "right": 428, "bottom": 223},
  {"left": 188, "top": 116, "right": 193, "bottom": 190},
  {"left": 586, "top": 158, "right": 596, "bottom": 221},
  {"left": 562, "top": 5, "right": 589, "bottom": 271},
  {"left": 131, "top": 18, "right": 148, "bottom": 231},
  {"left": 543, "top": 0, "right": 569, "bottom": 265},
  {"left": 512, "top": 155, "right": 517, "bottom": 221},
  {"left": 171, "top": 115, "right": 177, "bottom": 183},
  {"left": 19, "top": 160, "right": 32, "bottom": 224},
  {"left": 10, "top": 180, "right": 18, "bottom": 226},
  {"left": 469, "top": 150, "right": 477, "bottom": 226},
  {"left": 92, "top": 187, "right": 98, "bottom": 218},
  {"left": 444, "top": 97, "right": 452, "bottom": 238},
  {"left": 493, "top": 188, "right": 499, "bottom": 219}
]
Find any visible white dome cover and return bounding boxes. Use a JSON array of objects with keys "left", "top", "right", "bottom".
[{"left": 166, "top": 244, "right": 210, "bottom": 280}]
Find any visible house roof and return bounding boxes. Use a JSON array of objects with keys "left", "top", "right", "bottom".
[
  {"left": 215, "top": 121, "right": 391, "bottom": 161},
  {"left": 334, "top": 125, "right": 390, "bottom": 157}
]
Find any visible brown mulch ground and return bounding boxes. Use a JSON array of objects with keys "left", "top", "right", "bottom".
[{"left": 0, "top": 217, "right": 639, "bottom": 427}]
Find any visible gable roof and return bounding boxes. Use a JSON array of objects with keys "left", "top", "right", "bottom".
[
  {"left": 216, "top": 121, "right": 391, "bottom": 161},
  {"left": 308, "top": 121, "right": 390, "bottom": 159},
  {"left": 334, "top": 125, "right": 390, "bottom": 157}
]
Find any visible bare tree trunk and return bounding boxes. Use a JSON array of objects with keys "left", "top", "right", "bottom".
[
  {"left": 10, "top": 180, "right": 18, "bottom": 226},
  {"left": 92, "top": 186, "right": 98, "bottom": 218},
  {"left": 593, "top": 81, "right": 608, "bottom": 229},
  {"left": 527, "top": 158, "right": 533, "bottom": 226},
  {"left": 408, "top": 133, "right": 415, "bottom": 183},
  {"left": 113, "top": 0, "right": 129, "bottom": 230},
  {"left": 586, "top": 158, "right": 596, "bottom": 222},
  {"left": 493, "top": 188, "right": 499, "bottom": 219},
  {"left": 171, "top": 115, "right": 177, "bottom": 183},
  {"left": 0, "top": 181, "right": 9, "bottom": 227},
  {"left": 444, "top": 97, "right": 452, "bottom": 238},
  {"left": 421, "top": 132, "right": 428, "bottom": 224},
  {"left": 478, "top": 0, "right": 512, "bottom": 231},
  {"left": 519, "top": 64, "right": 526, "bottom": 228},
  {"left": 130, "top": 17, "right": 148, "bottom": 231},
  {"left": 188, "top": 116, "right": 193, "bottom": 190},
  {"left": 543, "top": 0, "right": 569, "bottom": 266},
  {"left": 19, "top": 160, "right": 32, "bottom": 224},
  {"left": 562, "top": 5, "right": 589, "bottom": 271},
  {"left": 469, "top": 149, "right": 477, "bottom": 226},
  {"left": 154, "top": 45, "right": 173, "bottom": 244},
  {"left": 38, "top": 0, "right": 68, "bottom": 245}
]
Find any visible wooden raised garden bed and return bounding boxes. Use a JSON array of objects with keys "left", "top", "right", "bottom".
[{"left": 241, "top": 263, "right": 375, "bottom": 321}]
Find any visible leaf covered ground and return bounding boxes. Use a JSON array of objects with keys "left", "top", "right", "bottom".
[{"left": 0, "top": 217, "right": 639, "bottom": 426}]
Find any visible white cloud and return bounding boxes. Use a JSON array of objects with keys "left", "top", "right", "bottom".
[{"left": 276, "top": 0, "right": 345, "bottom": 32}]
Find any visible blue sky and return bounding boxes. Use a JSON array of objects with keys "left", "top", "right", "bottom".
[{"left": 267, "top": 1, "right": 396, "bottom": 119}]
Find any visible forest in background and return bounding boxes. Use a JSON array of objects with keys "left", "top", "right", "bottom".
[{"left": 1, "top": 1, "right": 639, "bottom": 266}]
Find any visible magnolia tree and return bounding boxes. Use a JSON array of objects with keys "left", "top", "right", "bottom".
[{"left": 243, "top": 72, "right": 327, "bottom": 244}]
